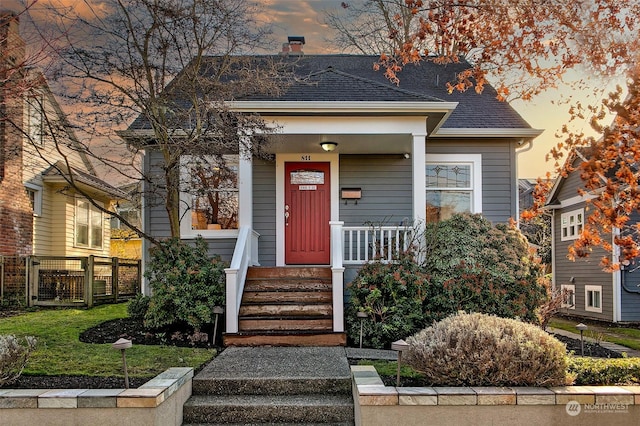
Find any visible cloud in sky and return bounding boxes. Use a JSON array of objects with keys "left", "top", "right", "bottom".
[{"left": 4, "top": 0, "right": 607, "bottom": 179}]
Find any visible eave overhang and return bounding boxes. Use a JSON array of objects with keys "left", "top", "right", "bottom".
[
  {"left": 227, "top": 100, "right": 459, "bottom": 115},
  {"left": 430, "top": 127, "right": 544, "bottom": 139}
]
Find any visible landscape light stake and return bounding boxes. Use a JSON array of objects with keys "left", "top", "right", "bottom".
[
  {"left": 112, "top": 338, "right": 132, "bottom": 389},
  {"left": 212, "top": 306, "right": 225, "bottom": 345},
  {"left": 576, "top": 323, "right": 588, "bottom": 357},
  {"left": 357, "top": 311, "right": 368, "bottom": 349},
  {"left": 391, "top": 339, "right": 410, "bottom": 388}
]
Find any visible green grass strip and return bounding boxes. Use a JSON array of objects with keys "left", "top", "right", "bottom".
[{"left": 0, "top": 303, "right": 214, "bottom": 378}]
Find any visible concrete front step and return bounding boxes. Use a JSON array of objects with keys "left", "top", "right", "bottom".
[
  {"left": 184, "top": 423, "right": 354, "bottom": 426},
  {"left": 192, "top": 375, "right": 351, "bottom": 397},
  {"left": 184, "top": 423, "right": 353, "bottom": 426},
  {"left": 183, "top": 394, "right": 354, "bottom": 424}
]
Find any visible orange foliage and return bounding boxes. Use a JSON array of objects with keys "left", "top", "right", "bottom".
[{"left": 375, "top": 0, "right": 638, "bottom": 102}]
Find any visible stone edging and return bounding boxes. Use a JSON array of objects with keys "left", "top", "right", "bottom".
[
  {"left": 0, "top": 367, "right": 193, "bottom": 409},
  {"left": 352, "top": 365, "right": 640, "bottom": 406}
]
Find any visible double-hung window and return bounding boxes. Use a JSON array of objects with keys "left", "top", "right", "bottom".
[
  {"left": 560, "top": 284, "right": 575, "bottom": 309},
  {"left": 561, "top": 208, "right": 584, "bottom": 241},
  {"left": 25, "top": 94, "right": 44, "bottom": 146},
  {"left": 75, "top": 199, "right": 103, "bottom": 249},
  {"left": 25, "top": 183, "right": 42, "bottom": 216},
  {"left": 585, "top": 285, "right": 602, "bottom": 313},
  {"left": 426, "top": 154, "right": 482, "bottom": 223},
  {"left": 180, "top": 155, "right": 239, "bottom": 237}
]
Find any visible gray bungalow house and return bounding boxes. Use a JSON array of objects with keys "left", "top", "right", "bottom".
[
  {"left": 545, "top": 150, "right": 640, "bottom": 322},
  {"left": 129, "top": 44, "right": 542, "bottom": 345}
]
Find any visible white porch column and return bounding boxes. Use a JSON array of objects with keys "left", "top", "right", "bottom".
[
  {"left": 412, "top": 132, "right": 427, "bottom": 224},
  {"left": 330, "top": 221, "right": 345, "bottom": 333},
  {"left": 238, "top": 138, "right": 253, "bottom": 228}
]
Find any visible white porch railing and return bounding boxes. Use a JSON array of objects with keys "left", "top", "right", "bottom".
[
  {"left": 342, "top": 225, "right": 415, "bottom": 264},
  {"left": 224, "top": 226, "right": 259, "bottom": 334}
]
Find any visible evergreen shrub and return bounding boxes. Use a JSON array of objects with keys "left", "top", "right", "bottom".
[
  {"left": 144, "top": 237, "right": 226, "bottom": 330},
  {"left": 405, "top": 312, "right": 568, "bottom": 386}
]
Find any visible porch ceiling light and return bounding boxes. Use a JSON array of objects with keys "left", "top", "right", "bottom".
[{"left": 320, "top": 141, "right": 338, "bottom": 152}]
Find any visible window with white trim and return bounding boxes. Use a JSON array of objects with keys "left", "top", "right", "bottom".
[
  {"left": 180, "top": 155, "right": 239, "bottom": 237},
  {"left": 25, "top": 95, "right": 44, "bottom": 146},
  {"left": 560, "top": 284, "right": 575, "bottom": 309},
  {"left": 585, "top": 285, "right": 602, "bottom": 313},
  {"left": 426, "top": 154, "right": 482, "bottom": 223},
  {"left": 561, "top": 208, "right": 584, "bottom": 241},
  {"left": 25, "top": 184, "right": 42, "bottom": 216},
  {"left": 75, "top": 199, "right": 103, "bottom": 249}
]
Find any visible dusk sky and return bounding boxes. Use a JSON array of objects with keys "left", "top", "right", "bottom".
[{"left": 4, "top": 0, "right": 613, "bottom": 179}]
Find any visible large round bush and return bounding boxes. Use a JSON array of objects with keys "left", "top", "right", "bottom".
[
  {"left": 405, "top": 312, "right": 568, "bottom": 387},
  {"left": 345, "top": 214, "right": 549, "bottom": 348},
  {"left": 345, "top": 257, "right": 428, "bottom": 349},
  {"left": 144, "top": 237, "right": 226, "bottom": 330},
  {"left": 422, "top": 213, "right": 547, "bottom": 324}
]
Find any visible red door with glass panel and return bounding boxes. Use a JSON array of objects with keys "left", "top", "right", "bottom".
[{"left": 285, "top": 162, "right": 331, "bottom": 264}]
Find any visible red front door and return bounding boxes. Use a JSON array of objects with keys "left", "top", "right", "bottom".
[{"left": 285, "top": 162, "right": 331, "bottom": 264}]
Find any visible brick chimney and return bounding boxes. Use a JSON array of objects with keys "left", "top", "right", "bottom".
[
  {"left": 0, "top": 11, "right": 34, "bottom": 256},
  {"left": 280, "top": 36, "right": 305, "bottom": 56}
]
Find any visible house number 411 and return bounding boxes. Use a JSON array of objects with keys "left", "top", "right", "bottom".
[{"left": 301, "top": 155, "right": 311, "bottom": 161}]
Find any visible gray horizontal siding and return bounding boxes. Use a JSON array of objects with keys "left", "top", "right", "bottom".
[
  {"left": 426, "top": 139, "right": 517, "bottom": 223},
  {"left": 253, "top": 159, "right": 277, "bottom": 266},
  {"left": 553, "top": 203, "right": 614, "bottom": 321},
  {"left": 339, "top": 155, "right": 412, "bottom": 227}
]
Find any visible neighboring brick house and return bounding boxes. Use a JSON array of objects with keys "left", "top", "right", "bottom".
[
  {"left": 0, "top": 11, "right": 32, "bottom": 256},
  {"left": 0, "top": 11, "right": 124, "bottom": 260}
]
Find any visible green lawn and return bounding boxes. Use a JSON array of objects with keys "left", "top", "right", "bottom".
[
  {"left": 549, "top": 317, "right": 640, "bottom": 351},
  {"left": 0, "top": 303, "right": 215, "bottom": 378}
]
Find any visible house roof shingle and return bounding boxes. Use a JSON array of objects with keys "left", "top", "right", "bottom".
[{"left": 127, "top": 54, "right": 533, "bottom": 132}]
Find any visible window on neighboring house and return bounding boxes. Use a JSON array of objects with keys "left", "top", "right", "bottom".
[
  {"left": 110, "top": 208, "right": 140, "bottom": 231},
  {"left": 180, "top": 155, "right": 239, "bottom": 237},
  {"left": 25, "top": 184, "right": 42, "bottom": 216},
  {"left": 75, "top": 199, "right": 103, "bottom": 249},
  {"left": 560, "top": 284, "right": 575, "bottom": 309},
  {"left": 561, "top": 208, "right": 584, "bottom": 241},
  {"left": 585, "top": 285, "right": 602, "bottom": 313},
  {"left": 25, "top": 95, "right": 44, "bottom": 146},
  {"left": 426, "top": 154, "right": 482, "bottom": 223}
]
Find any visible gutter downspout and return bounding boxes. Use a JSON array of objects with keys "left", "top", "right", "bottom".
[{"left": 515, "top": 139, "right": 534, "bottom": 227}]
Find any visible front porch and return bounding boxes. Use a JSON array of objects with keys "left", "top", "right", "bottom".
[{"left": 223, "top": 223, "right": 413, "bottom": 345}]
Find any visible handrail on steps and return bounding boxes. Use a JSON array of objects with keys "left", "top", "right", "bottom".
[{"left": 225, "top": 226, "right": 259, "bottom": 334}]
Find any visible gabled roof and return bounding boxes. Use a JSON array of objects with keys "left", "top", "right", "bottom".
[
  {"left": 126, "top": 54, "right": 540, "bottom": 138},
  {"left": 42, "top": 161, "right": 127, "bottom": 199},
  {"left": 241, "top": 65, "right": 445, "bottom": 103}
]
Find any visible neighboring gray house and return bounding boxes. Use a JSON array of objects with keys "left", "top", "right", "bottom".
[
  {"left": 546, "top": 150, "right": 640, "bottom": 322},
  {"left": 126, "top": 44, "right": 542, "bottom": 345}
]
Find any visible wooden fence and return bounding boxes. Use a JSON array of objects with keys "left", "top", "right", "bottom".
[{"left": 0, "top": 256, "right": 140, "bottom": 307}]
